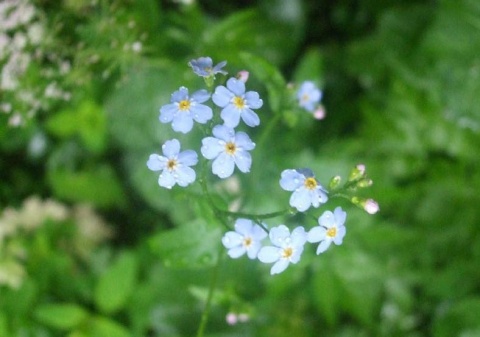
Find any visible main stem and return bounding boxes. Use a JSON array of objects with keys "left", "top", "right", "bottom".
[{"left": 196, "top": 246, "right": 223, "bottom": 337}]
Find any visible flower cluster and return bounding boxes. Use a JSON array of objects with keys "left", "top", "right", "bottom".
[
  {"left": 148, "top": 57, "right": 261, "bottom": 182},
  {"left": 296, "top": 81, "right": 325, "bottom": 120},
  {"left": 147, "top": 57, "right": 378, "bottom": 276}
]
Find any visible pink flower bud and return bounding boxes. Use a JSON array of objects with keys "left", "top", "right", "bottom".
[
  {"left": 356, "top": 164, "right": 366, "bottom": 175},
  {"left": 236, "top": 71, "right": 249, "bottom": 83},
  {"left": 364, "top": 199, "right": 379, "bottom": 214},
  {"left": 226, "top": 312, "right": 238, "bottom": 325},
  {"left": 313, "top": 106, "right": 326, "bottom": 120}
]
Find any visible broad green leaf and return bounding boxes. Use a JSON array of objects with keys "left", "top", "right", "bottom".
[
  {"left": 89, "top": 316, "right": 130, "bottom": 337},
  {"left": 292, "top": 48, "right": 324, "bottom": 85},
  {"left": 94, "top": 251, "right": 138, "bottom": 314},
  {"left": 149, "top": 219, "right": 222, "bottom": 269},
  {"left": 311, "top": 266, "right": 340, "bottom": 326},
  {"left": 239, "top": 53, "right": 287, "bottom": 113},
  {"left": 33, "top": 303, "right": 89, "bottom": 330},
  {"left": 48, "top": 165, "right": 126, "bottom": 208}
]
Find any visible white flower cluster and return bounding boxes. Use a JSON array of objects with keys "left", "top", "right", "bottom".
[
  {"left": 0, "top": 0, "right": 71, "bottom": 126},
  {"left": 0, "top": 196, "right": 112, "bottom": 289}
]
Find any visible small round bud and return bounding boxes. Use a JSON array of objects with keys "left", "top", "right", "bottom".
[
  {"left": 348, "top": 165, "right": 365, "bottom": 181},
  {"left": 329, "top": 175, "right": 342, "bottom": 189},
  {"left": 364, "top": 199, "right": 379, "bottom": 214},
  {"left": 357, "top": 179, "right": 373, "bottom": 188},
  {"left": 313, "top": 106, "right": 326, "bottom": 120},
  {"left": 226, "top": 312, "right": 238, "bottom": 325},
  {"left": 236, "top": 70, "right": 249, "bottom": 83}
]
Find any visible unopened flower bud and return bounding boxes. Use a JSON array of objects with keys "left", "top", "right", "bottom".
[
  {"left": 329, "top": 175, "right": 342, "bottom": 190},
  {"left": 357, "top": 178, "right": 373, "bottom": 188},
  {"left": 348, "top": 165, "right": 365, "bottom": 181},
  {"left": 313, "top": 106, "right": 326, "bottom": 120},
  {"left": 364, "top": 199, "right": 379, "bottom": 214},
  {"left": 236, "top": 70, "right": 249, "bottom": 83},
  {"left": 226, "top": 312, "right": 238, "bottom": 325}
]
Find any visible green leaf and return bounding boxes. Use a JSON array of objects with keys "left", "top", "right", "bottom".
[
  {"left": 433, "top": 298, "right": 480, "bottom": 337},
  {"left": 33, "top": 303, "right": 89, "bottom": 330},
  {"left": 48, "top": 164, "right": 126, "bottom": 208},
  {"left": 94, "top": 251, "right": 138, "bottom": 314},
  {"left": 310, "top": 266, "right": 340, "bottom": 326},
  {"left": 239, "top": 53, "right": 287, "bottom": 113},
  {"left": 292, "top": 48, "right": 324, "bottom": 85},
  {"left": 89, "top": 316, "right": 130, "bottom": 337},
  {"left": 149, "top": 219, "right": 222, "bottom": 269}
]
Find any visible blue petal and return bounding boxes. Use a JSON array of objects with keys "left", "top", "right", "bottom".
[
  {"left": 175, "top": 165, "right": 196, "bottom": 186},
  {"left": 192, "top": 89, "right": 210, "bottom": 104},
  {"left": 177, "top": 150, "right": 198, "bottom": 167},
  {"left": 220, "top": 105, "right": 241, "bottom": 128},
  {"left": 333, "top": 226, "right": 346, "bottom": 245},
  {"left": 271, "top": 259, "right": 289, "bottom": 275},
  {"left": 318, "top": 210, "right": 335, "bottom": 228},
  {"left": 212, "top": 85, "right": 233, "bottom": 107},
  {"left": 290, "top": 226, "right": 307, "bottom": 246},
  {"left": 307, "top": 226, "right": 326, "bottom": 243},
  {"left": 245, "top": 91, "right": 263, "bottom": 109},
  {"left": 290, "top": 245, "right": 304, "bottom": 264},
  {"left": 158, "top": 171, "right": 176, "bottom": 189},
  {"left": 290, "top": 188, "right": 312, "bottom": 212},
  {"left": 234, "top": 150, "right": 252, "bottom": 173},
  {"left": 159, "top": 103, "right": 177, "bottom": 123},
  {"left": 234, "top": 218, "right": 254, "bottom": 236},
  {"left": 172, "top": 114, "right": 194, "bottom": 134},
  {"left": 246, "top": 242, "right": 262, "bottom": 259},
  {"left": 222, "top": 231, "right": 243, "bottom": 248},
  {"left": 147, "top": 154, "right": 166, "bottom": 171},
  {"left": 228, "top": 246, "right": 246, "bottom": 258},
  {"left": 212, "top": 60, "right": 227, "bottom": 74},
  {"left": 240, "top": 108, "right": 260, "bottom": 127},
  {"left": 334, "top": 206, "right": 347, "bottom": 226},
  {"left": 212, "top": 124, "right": 235, "bottom": 142},
  {"left": 257, "top": 246, "right": 281, "bottom": 263},
  {"left": 191, "top": 104, "right": 212, "bottom": 123},
  {"left": 226, "top": 77, "right": 245, "bottom": 96},
  {"left": 252, "top": 224, "right": 268, "bottom": 240},
  {"left": 201, "top": 137, "right": 224, "bottom": 159},
  {"left": 212, "top": 153, "right": 235, "bottom": 178},
  {"left": 316, "top": 240, "right": 332, "bottom": 254},
  {"left": 279, "top": 170, "right": 303, "bottom": 191},
  {"left": 162, "top": 139, "right": 180, "bottom": 157},
  {"left": 269, "top": 225, "right": 290, "bottom": 247},
  {"left": 171, "top": 87, "right": 189, "bottom": 102},
  {"left": 235, "top": 132, "right": 255, "bottom": 150}
]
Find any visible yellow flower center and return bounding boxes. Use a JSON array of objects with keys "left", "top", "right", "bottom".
[
  {"left": 304, "top": 177, "right": 317, "bottom": 190},
  {"left": 178, "top": 99, "right": 191, "bottom": 111},
  {"left": 167, "top": 159, "right": 177, "bottom": 171},
  {"left": 225, "top": 142, "right": 236, "bottom": 155},
  {"left": 233, "top": 96, "right": 245, "bottom": 109},
  {"left": 282, "top": 247, "right": 293, "bottom": 259},
  {"left": 301, "top": 94, "right": 310, "bottom": 103},
  {"left": 326, "top": 227, "right": 337, "bottom": 238},
  {"left": 243, "top": 237, "right": 252, "bottom": 248}
]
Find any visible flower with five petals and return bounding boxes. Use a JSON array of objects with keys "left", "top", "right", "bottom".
[
  {"left": 222, "top": 219, "right": 267, "bottom": 259},
  {"left": 307, "top": 207, "right": 347, "bottom": 254}
]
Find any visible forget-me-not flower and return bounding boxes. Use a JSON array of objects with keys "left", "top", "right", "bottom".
[
  {"left": 147, "top": 139, "right": 198, "bottom": 189},
  {"left": 280, "top": 168, "right": 328, "bottom": 212},
  {"left": 201, "top": 125, "right": 255, "bottom": 179},
  {"left": 188, "top": 57, "right": 227, "bottom": 78},
  {"left": 159, "top": 87, "right": 212, "bottom": 134},
  {"left": 307, "top": 207, "right": 347, "bottom": 254},
  {"left": 297, "top": 81, "right": 322, "bottom": 112},
  {"left": 212, "top": 77, "right": 263, "bottom": 128},
  {"left": 257, "top": 225, "right": 307, "bottom": 275},
  {"left": 222, "top": 219, "right": 267, "bottom": 259}
]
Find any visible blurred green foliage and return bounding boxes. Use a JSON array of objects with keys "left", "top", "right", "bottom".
[{"left": 1, "top": 0, "right": 480, "bottom": 336}]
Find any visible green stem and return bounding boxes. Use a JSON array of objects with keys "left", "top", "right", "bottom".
[{"left": 196, "top": 246, "right": 223, "bottom": 337}]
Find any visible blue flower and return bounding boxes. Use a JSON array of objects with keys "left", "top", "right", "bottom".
[
  {"left": 159, "top": 87, "right": 212, "bottom": 134},
  {"left": 201, "top": 125, "right": 255, "bottom": 178},
  {"left": 257, "top": 225, "right": 307, "bottom": 275},
  {"left": 188, "top": 57, "right": 227, "bottom": 78},
  {"left": 307, "top": 207, "right": 346, "bottom": 254},
  {"left": 147, "top": 139, "right": 198, "bottom": 189},
  {"left": 279, "top": 168, "right": 328, "bottom": 212},
  {"left": 212, "top": 77, "right": 263, "bottom": 128},
  {"left": 297, "top": 81, "right": 322, "bottom": 112},
  {"left": 222, "top": 219, "right": 267, "bottom": 259}
]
